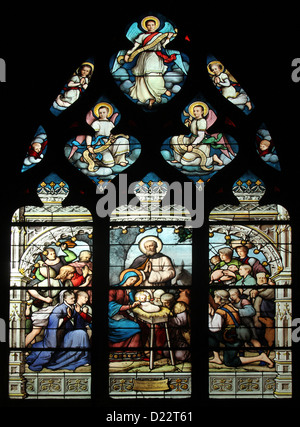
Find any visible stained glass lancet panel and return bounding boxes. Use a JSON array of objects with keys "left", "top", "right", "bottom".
[
  {"left": 50, "top": 58, "right": 94, "bottom": 116},
  {"left": 9, "top": 173, "right": 93, "bottom": 399},
  {"left": 21, "top": 125, "right": 48, "bottom": 173},
  {"left": 256, "top": 123, "right": 281, "bottom": 171},
  {"left": 109, "top": 173, "right": 192, "bottom": 398},
  {"left": 208, "top": 171, "right": 292, "bottom": 398},
  {"left": 207, "top": 55, "right": 254, "bottom": 114}
]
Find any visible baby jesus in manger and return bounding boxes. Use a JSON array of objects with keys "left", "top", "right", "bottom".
[{"left": 134, "top": 291, "right": 161, "bottom": 313}]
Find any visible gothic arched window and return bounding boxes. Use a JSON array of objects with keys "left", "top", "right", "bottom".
[{"left": 4, "top": 7, "right": 297, "bottom": 412}]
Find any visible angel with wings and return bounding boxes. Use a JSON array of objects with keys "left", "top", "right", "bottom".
[
  {"left": 67, "top": 102, "right": 130, "bottom": 172},
  {"left": 207, "top": 59, "right": 253, "bottom": 113},
  {"left": 170, "top": 101, "right": 235, "bottom": 170},
  {"left": 123, "top": 16, "right": 175, "bottom": 108},
  {"left": 110, "top": 14, "right": 189, "bottom": 109}
]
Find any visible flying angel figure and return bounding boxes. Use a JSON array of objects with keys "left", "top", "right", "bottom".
[{"left": 110, "top": 14, "right": 189, "bottom": 109}]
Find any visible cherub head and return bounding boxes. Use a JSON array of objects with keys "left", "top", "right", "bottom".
[{"left": 153, "top": 289, "right": 165, "bottom": 306}]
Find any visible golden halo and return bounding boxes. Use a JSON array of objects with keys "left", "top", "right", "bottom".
[
  {"left": 207, "top": 60, "right": 225, "bottom": 75},
  {"left": 93, "top": 102, "right": 113, "bottom": 118},
  {"left": 135, "top": 290, "right": 151, "bottom": 301},
  {"left": 80, "top": 61, "right": 94, "bottom": 72},
  {"left": 141, "top": 15, "right": 160, "bottom": 31},
  {"left": 188, "top": 101, "right": 209, "bottom": 118},
  {"left": 138, "top": 235, "right": 163, "bottom": 254},
  {"left": 119, "top": 268, "right": 143, "bottom": 287}
]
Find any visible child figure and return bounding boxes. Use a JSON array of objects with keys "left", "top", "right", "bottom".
[
  {"left": 153, "top": 289, "right": 165, "bottom": 306},
  {"left": 208, "top": 61, "right": 253, "bottom": 111},
  {"left": 134, "top": 291, "right": 160, "bottom": 313},
  {"left": 235, "top": 264, "right": 257, "bottom": 288},
  {"left": 210, "top": 255, "right": 221, "bottom": 267},
  {"left": 259, "top": 139, "right": 271, "bottom": 154},
  {"left": 210, "top": 264, "right": 239, "bottom": 286},
  {"left": 55, "top": 63, "right": 93, "bottom": 108},
  {"left": 75, "top": 290, "right": 92, "bottom": 340}
]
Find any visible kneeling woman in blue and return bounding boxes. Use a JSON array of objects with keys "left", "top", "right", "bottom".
[{"left": 108, "top": 269, "right": 145, "bottom": 348}]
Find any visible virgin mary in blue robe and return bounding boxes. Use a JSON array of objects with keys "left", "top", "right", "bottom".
[
  {"left": 108, "top": 270, "right": 142, "bottom": 347},
  {"left": 26, "top": 298, "right": 90, "bottom": 371}
]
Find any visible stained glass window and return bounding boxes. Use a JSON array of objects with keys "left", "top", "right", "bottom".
[
  {"left": 9, "top": 173, "right": 93, "bottom": 398},
  {"left": 109, "top": 174, "right": 192, "bottom": 398},
  {"left": 3, "top": 6, "right": 298, "bottom": 417},
  {"left": 208, "top": 172, "right": 292, "bottom": 398}
]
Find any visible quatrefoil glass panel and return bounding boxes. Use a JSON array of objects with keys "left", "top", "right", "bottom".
[
  {"left": 109, "top": 13, "right": 189, "bottom": 111},
  {"left": 64, "top": 97, "right": 141, "bottom": 186},
  {"left": 161, "top": 94, "right": 239, "bottom": 186}
]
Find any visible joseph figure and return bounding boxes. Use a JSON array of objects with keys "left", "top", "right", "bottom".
[{"left": 130, "top": 236, "right": 176, "bottom": 294}]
